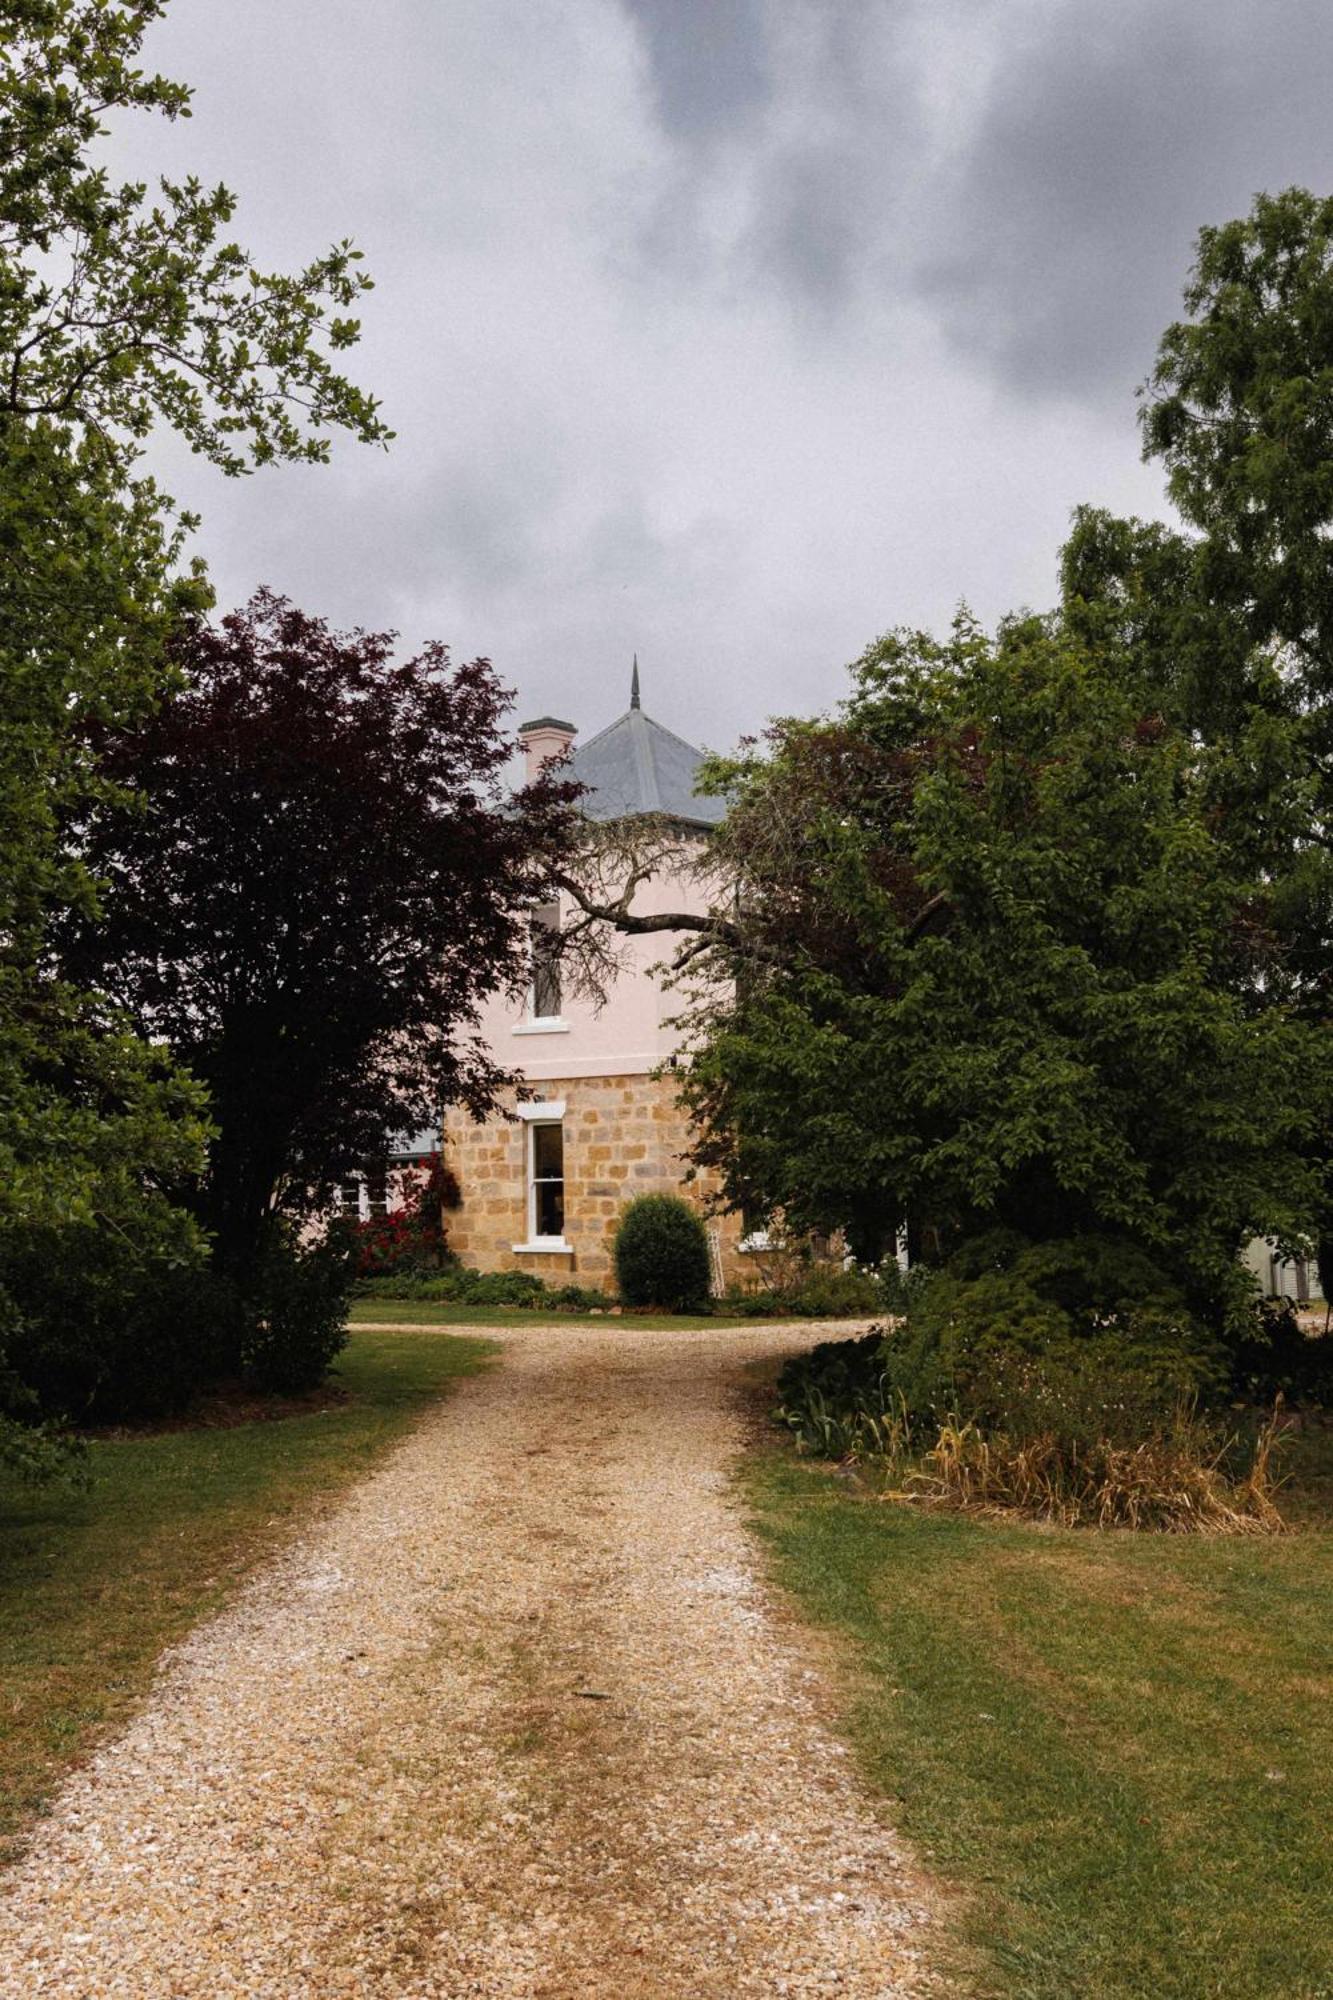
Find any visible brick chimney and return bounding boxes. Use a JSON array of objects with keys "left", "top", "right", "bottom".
[{"left": 517, "top": 714, "right": 576, "bottom": 782}]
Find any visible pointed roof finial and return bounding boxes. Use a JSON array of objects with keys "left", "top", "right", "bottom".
[{"left": 630, "top": 653, "right": 641, "bottom": 710}]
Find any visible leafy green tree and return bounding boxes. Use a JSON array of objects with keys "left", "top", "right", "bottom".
[
  {"left": 1065, "top": 189, "right": 1333, "bottom": 1016},
  {"left": 673, "top": 616, "right": 1320, "bottom": 1333},
  {"left": 1059, "top": 190, "right": 1333, "bottom": 1296},
  {"left": 0, "top": 1, "right": 388, "bottom": 1464},
  {"left": 552, "top": 192, "right": 1333, "bottom": 1345}
]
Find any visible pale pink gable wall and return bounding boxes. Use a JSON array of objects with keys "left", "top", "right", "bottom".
[{"left": 474, "top": 848, "right": 712, "bottom": 1086}]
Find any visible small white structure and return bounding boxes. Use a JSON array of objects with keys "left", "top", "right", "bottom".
[{"left": 1243, "top": 1237, "right": 1315, "bottom": 1306}]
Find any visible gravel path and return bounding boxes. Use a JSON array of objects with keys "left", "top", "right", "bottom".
[{"left": 0, "top": 1322, "right": 938, "bottom": 1998}]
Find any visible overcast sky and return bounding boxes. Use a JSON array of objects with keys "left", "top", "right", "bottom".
[{"left": 117, "top": 0, "right": 1333, "bottom": 753}]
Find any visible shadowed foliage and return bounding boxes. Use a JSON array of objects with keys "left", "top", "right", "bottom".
[{"left": 61, "top": 591, "right": 579, "bottom": 1280}]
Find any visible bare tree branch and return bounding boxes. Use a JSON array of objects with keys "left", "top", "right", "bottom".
[{"left": 548, "top": 867, "right": 735, "bottom": 943}]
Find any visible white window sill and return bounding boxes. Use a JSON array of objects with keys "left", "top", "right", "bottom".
[
  {"left": 512, "top": 1238, "right": 574, "bottom": 1255},
  {"left": 514, "top": 1018, "right": 570, "bottom": 1036}
]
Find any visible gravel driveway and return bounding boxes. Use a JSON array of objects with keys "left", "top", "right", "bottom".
[{"left": 0, "top": 1321, "right": 937, "bottom": 1997}]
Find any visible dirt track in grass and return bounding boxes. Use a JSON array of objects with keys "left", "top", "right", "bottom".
[{"left": 0, "top": 1321, "right": 937, "bottom": 1998}]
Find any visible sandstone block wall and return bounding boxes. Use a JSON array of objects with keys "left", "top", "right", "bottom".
[{"left": 443, "top": 1071, "right": 751, "bottom": 1295}]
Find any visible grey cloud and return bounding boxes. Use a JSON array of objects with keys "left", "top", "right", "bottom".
[
  {"left": 920, "top": 0, "right": 1333, "bottom": 402},
  {"left": 624, "top": 1, "right": 924, "bottom": 315},
  {"left": 746, "top": 138, "right": 892, "bottom": 311},
  {"left": 431, "top": 452, "right": 565, "bottom": 598},
  {"left": 620, "top": 0, "right": 771, "bottom": 140},
  {"left": 624, "top": 0, "right": 1333, "bottom": 386},
  {"left": 257, "top": 463, "right": 563, "bottom": 631},
  {"left": 111, "top": 0, "right": 1189, "bottom": 764}
]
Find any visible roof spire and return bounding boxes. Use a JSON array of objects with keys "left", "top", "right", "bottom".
[{"left": 630, "top": 654, "right": 641, "bottom": 710}]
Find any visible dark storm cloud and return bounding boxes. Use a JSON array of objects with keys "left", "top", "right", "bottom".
[
  {"left": 625, "top": 0, "right": 1333, "bottom": 391},
  {"left": 621, "top": 0, "right": 771, "bottom": 139},
  {"left": 115, "top": 0, "right": 1252, "bottom": 751},
  {"left": 920, "top": 0, "right": 1333, "bottom": 402},
  {"left": 624, "top": 0, "right": 922, "bottom": 313}
]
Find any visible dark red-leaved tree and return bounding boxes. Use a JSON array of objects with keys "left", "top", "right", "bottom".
[{"left": 63, "top": 589, "right": 577, "bottom": 1275}]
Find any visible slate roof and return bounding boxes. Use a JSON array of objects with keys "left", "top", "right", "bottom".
[{"left": 567, "top": 662, "right": 726, "bottom": 829}]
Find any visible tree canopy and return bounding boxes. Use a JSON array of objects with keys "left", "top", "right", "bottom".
[
  {"left": 1143, "top": 187, "right": 1333, "bottom": 696},
  {"left": 1, "top": 0, "right": 387, "bottom": 464},
  {"left": 1065, "top": 190, "right": 1333, "bottom": 1023},
  {"left": 63, "top": 591, "right": 578, "bottom": 1275},
  {"left": 0, "top": 1, "right": 389, "bottom": 1460},
  {"left": 668, "top": 615, "right": 1320, "bottom": 1327},
  {"left": 1, "top": 0, "right": 388, "bottom": 940}
]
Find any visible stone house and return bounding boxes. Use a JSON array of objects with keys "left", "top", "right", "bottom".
[{"left": 442, "top": 666, "right": 752, "bottom": 1294}]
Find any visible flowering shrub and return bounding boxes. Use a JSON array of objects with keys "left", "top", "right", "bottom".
[{"left": 352, "top": 1154, "right": 459, "bottom": 1276}]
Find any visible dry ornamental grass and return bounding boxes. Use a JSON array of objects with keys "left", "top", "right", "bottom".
[{"left": 916, "top": 1407, "right": 1288, "bottom": 1532}]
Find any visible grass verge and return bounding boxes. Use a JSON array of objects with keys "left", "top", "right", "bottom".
[
  {"left": 745, "top": 1427, "right": 1333, "bottom": 2000},
  {"left": 0, "top": 1327, "right": 494, "bottom": 1864}
]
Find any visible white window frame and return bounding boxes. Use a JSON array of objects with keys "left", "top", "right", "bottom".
[
  {"left": 339, "top": 1162, "right": 388, "bottom": 1221},
  {"left": 524, "top": 899, "right": 567, "bottom": 1031},
  {"left": 512, "top": 1100, "right": 571, "bottom": 1252}
]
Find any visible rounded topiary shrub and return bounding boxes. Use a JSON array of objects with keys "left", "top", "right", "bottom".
[{"left": 613, "top": 1194, "right": 712, "bottom": 1312}]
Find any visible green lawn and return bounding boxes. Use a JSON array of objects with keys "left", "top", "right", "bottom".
[
  {"left": 0, "top": 1327, "right": 494, "bottom": 1863},
  {"left": 745, "top": 1431, "right": 1333, "bottom": 2000},
  {"left": 348, "top": 1296, "right": 764, "bottom": 1330}
]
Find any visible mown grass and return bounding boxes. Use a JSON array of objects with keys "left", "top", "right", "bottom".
[
  {"left": 0, "top": 1327, "right": 494, "bottom": 1863},
  {"left": 347, "top": 1296, "right": 762, "bottom": 1331},
  {"left": 745, "top": 1424, "right": 1333, "bottom": 2000}
]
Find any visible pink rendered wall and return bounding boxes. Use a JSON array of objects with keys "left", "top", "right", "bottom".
[{"left": 476, "top": 841, "right": 713, "bottom": 1085}]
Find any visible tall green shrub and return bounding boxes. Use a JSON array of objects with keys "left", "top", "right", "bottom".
[
  {"left": 880, "top": 1231, "right": 1225, "bottom": 1431},
  {"left": 2, "top": 1211, "right": 214, "bottom": 1425},
  {"left": 613, "top": 1195, "right": 712, "bottom": 1312},
  {"left": 239, "top": 1224, "right": 354, "bottom": 1396}
]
